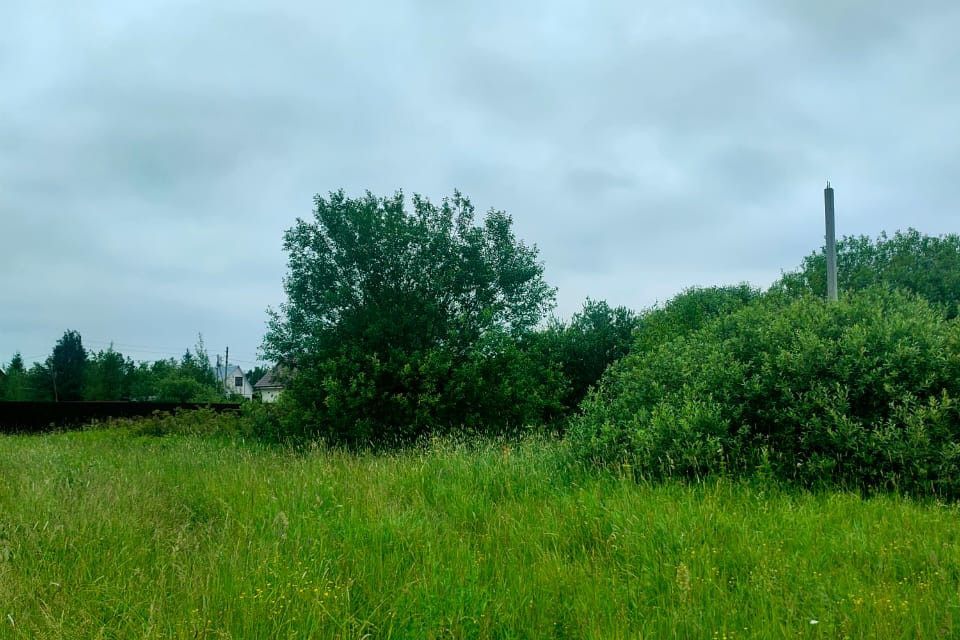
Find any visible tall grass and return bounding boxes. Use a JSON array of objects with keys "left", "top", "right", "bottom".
[{"left": 1, "top": 427, "right": 959, "bottom": 638}]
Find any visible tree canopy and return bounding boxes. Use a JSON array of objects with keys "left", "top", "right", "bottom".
[
  {"left": 263, "top": 190, "right": 557, "bottom": 444},
  {"left": 48, "top": 330, "right": 87, "bottom": 401},
  {"left": 632, "top": 284, "right": 761, "bottom": 355},
  {"left": 536, "top": 299, "right": 639, "bottom": 413},
  {"left": 774, "top": 229, "right": 960, "bottom": 315}
]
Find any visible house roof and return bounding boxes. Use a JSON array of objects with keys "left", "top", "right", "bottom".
[
  {"left": 212, "top": 364, "right": 245, "bottom": 381},
  {"left": 254, "top": 367, "right": 285, "bottom": 389}
]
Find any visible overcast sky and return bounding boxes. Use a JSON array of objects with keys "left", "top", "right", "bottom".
[{"left": 2, "top": 1, "right": 958, "bottom": 367}]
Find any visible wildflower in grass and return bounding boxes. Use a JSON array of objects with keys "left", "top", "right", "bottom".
[
  {"left": 676, "top": 562, "right": 691, "bottom": 600},
  {"left": 275, "top": 511, "right": 289, "bottom": 539}
]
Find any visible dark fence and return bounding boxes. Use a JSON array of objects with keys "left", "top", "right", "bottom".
[{"left": 0, "top": 401, "right": 241, "bottom": 434}]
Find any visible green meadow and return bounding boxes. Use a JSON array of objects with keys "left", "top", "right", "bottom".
[{"left": 1, "top": 425, "right": 959, "bottom": 639}]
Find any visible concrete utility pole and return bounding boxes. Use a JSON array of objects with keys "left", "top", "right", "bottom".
[{"left": 824, "top": 181, "right": 838, "bottom": 302}]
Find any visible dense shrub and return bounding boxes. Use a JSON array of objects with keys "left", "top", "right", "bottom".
[
  {"left": 153, "top": 375, "right": 222, "bottom": 403},
  {"left": 632, "top": 284, "right": 760, "bottom": 354},
  {"left": 101, "top": 406, "right": 292, "bottom": 445},
  {"left": 108, "top": 409, "right": 251, "bottom": 438},
  {"left": 536, "top": 299, "right": 638, "bottom": 415},
  {"left": 569, "top": 288, "right": 960, "bottom": 497},
  {"left": 241, "top": 400, "right": 289, "bottom": 444},
  {"left": 274, "top": 329, "right": 565, "bottom": 447}
]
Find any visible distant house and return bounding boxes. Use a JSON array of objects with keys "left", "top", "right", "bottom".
[
  {"left": 212, "top": 364, "right": 254, "bottom": 400},
  {"left": 254, "top": 367, "right": 285, "bottom": 403}
]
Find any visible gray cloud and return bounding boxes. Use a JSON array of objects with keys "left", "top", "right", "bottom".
[{"left": 2, "top": 0, "right": 958, "bottom": 364}]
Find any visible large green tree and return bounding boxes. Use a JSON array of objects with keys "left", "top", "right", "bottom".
[
  {"left": 47, "top": 330, "right": 88, "bottom": 401},
  {"left": 263, "top": 190, "right": 557, "bottom": 445}
]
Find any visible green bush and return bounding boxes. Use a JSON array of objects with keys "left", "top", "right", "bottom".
[
  {"left": 274, "top": 329, "right": 565, "bottom": 447},
  {"left": 241, "top": 400, "right": 289, "bottom": 444},
  {"left": 154, "top": 375, "right": 222, "bottom": 403},
  {"left": 108, "top": 409, "right": 251, "bottom": 438},
  {"left": 569, "top": 288, "right": 960, "bottom": 497},
  {"left": 536, "top": 299, "right": 639, "bottom": 415},
  {"left": 632, "top": 284, "right": 760, "bottom": 354}
]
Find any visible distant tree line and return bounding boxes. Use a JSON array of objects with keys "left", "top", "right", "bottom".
[{"left": 0, "top": 333, "right": 229, "bottom": 403}]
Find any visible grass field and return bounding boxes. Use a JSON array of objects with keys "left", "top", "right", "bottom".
[{"left": 1, "top": 426, "right": 959, "bottom": 639}]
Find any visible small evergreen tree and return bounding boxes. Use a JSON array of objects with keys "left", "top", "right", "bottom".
[{"left": 1, "top": 354, "right": 31, "bottom": 400}]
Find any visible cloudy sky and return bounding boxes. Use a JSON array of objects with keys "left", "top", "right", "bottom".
[{"left": 2, "top": 1, "right": 958, "bottom": 367}]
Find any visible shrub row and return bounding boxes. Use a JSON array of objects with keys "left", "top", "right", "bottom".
[{"left": 569, "top": 288, "right": 960, "bottom": 498}]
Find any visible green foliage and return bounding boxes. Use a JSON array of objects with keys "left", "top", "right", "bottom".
[
  {"left": 0, "top": 354, "right": 29, "bottom": 400},
  {"left": 127, "top": 359, "right": 175, "bottom": 400},
  {"left": 154, "top": 375, "right": 221, "bottom": 403},
  {"left": 3, "top": 333, "right": 222, "bottom": 403},
  {"left": 178, "top": 335, "right": 218, "bottom": 390},
  {"left": 84, "top": 346, "right": 132, "bottom": 400},
  {"left": 244, "top": 365, "right": 268, "bottom": 387},
  {"left": 263, "top": 190, "right": 557, "bottom": 445},
  {"left": 22, "top": 363, "right": 55, "bottom": 401},
  {"left": 632, "top": 284, "right": 760, "bottom": 354},
  {"left": 2, "top": 428, "right": 960, "bottom": 638},
  {"left": 145, "top": 339, "right": 221, "bottom": 403},
  {"left": 46, "top": 330, "right": 87, "bottom": 401},
  {"left": 240, "top": 399, "right": 288, "bottom": 443},
  {"left": 106, "top": 408, "right": 250, "bottom": 438},
  {"left": 571, "top": 288, "right": 960, "bottom": 498},
  {"left": 775, "top": 228, "right": 960, "bottom": 315},
  {"left": 537, "top": 299, "right": 639, "bottom": 413}
]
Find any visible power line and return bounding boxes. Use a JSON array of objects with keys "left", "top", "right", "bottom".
[
  {"left": 80, "top": 338, "right": 262, "bottom": 363},
  {"left": 12, "top": 338, "right": 266, "bottom": 367}
]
